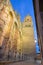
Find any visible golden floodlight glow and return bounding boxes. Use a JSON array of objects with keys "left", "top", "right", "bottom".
[{"left": 0, "top": 0, "right": 35, "bottom": 59}]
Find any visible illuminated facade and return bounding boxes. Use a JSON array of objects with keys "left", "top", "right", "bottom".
[{"left": 0, "top": 0, "right": 22, "bottom": 60}]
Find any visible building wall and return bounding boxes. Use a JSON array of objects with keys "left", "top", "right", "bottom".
[{"left": 33, "top": 0, "right": 42, "bottom": 61}]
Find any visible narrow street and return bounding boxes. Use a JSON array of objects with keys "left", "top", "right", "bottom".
[
  {"left": 0, "top": 60, "right": 41, "bottom": 65},
  {"left": 0, "top": 58, "right": 41, "bottom": 65}
]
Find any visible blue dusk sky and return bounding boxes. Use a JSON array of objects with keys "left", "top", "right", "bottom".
[{"left": 10, "top": 0, "right": 38, "bottom": 41}]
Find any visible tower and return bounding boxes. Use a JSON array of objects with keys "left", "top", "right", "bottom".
[{"left": 22, "top": 16, "right": 35, "bottom": 55}]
